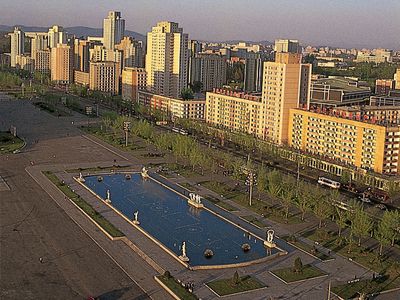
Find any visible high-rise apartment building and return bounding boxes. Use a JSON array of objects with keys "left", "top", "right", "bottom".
[
  {"left": 48, "top": 25, "right": 67, "bottom": 48},
  {"left": 9, "top": 27, "right": 25, "bottom": 67},
  {"left": 51, "top": 44, "right": 72, "bottom": 84},
  {"left": 103, "top": 11, "right": 125, "bottom": 50},
  {"left": 274, "top": 39, "right": 301, "bottom": 54},
  {"left": 89, "top": 61, "right": 119, "bottom": 94},
  {"left": 27, "top": 32, "right": 48, "bottom": 59},
  {"left": 115, "top": 37, "right": 144, "bottom": 68},
  {"left": 145, "top": 21, "right": 189, "bottom": 98},
  {"left": 74, "top": 39, "right": 94, "bottom": 73},
  {"left": 190, "top": 40, "right": 203, "bottom": 56},
  {"left": 189, "top": 53, "right": 227, "bottom": 92},
  {"left": 35, "top": 50, "right": 51, "bottom": 75},
  {"left": 244, "top": 52, "right": 263, "bottom": 92},
  {"left": 262, "top": 52, "right": 311, "bottom": 144},
  {"left": 122, "top": 67, "right": 147, "bottom": 102}
]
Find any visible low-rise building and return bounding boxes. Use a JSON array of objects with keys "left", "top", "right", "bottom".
[
  {"left": 138, "top": 91, "right": 206, "bottom": 120},
  {"left": 15, "top": 55, "right": 35, "bottom": 73},
  {"left": 288, "top": 108, "right": 400, "bottom": 175},
  {"left": 74, "top": 71, "right": 90, "bottom": 86},
  {"left": 310, "top": 77, "right": 371, "bottom": 108},
  {"left": 375, "top": 79, "right": 395, "bottom": 95},
  {"left": 121, "top": 67, "right": 147, "bottom": 102}
]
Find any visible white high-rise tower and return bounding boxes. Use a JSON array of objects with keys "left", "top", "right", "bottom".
[
  {"left": 103, "top": 11, "right": 125, "bottom": 50},
  {"left": 145, "top": 21, "right": 189, "bottom": 98},
  {"left": 9, "top": 27, "right": 25, "bottom": 67}
]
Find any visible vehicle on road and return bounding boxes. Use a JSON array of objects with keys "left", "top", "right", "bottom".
[
  {"left": 375, "top": 204, "right": 387, "bottom": 210},
  {"left": 318, "top": 177, "right": 341, "bottom": 189}
]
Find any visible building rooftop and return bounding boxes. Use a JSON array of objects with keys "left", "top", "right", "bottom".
[
  {"left": 211, "top": 88, "right": 262, "bottom": 102},
  {"left": 312, "top": 77, "right": 371, "bottom": 93}
]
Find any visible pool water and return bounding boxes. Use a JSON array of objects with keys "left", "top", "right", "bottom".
[{"left": 84, "top": 173, "right": 278, "bottom": 266}]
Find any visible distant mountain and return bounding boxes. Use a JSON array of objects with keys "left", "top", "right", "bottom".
[{"left": 0, "top": 25, "right": 146, "bottom": 42}]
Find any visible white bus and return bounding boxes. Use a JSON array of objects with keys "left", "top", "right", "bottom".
[{"left": 318, "top": 177, "right": 341, "bottom": 189}]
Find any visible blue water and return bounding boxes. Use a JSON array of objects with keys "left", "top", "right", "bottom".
[{"left": 84, "top": 173, "right": 277, "bottom": 266}]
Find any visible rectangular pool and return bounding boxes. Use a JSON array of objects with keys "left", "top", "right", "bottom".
[{"left": 84, "top": 173, "right": 278, "bottom": 266}]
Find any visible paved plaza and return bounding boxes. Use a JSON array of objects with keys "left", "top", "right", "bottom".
[{"left": 1, "top": 94, "right": 399, "bottom": 300}]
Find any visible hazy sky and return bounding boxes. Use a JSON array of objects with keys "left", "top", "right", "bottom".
[{"left": 1, "top": 0, "right": 399, "bottom": 49}]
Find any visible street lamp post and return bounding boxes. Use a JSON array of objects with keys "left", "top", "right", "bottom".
[
  {"left": 123, "top": 121, "right": 131, "bottom": 147},
  {"left": 245, "top": 171, "right": 257, "bottom": 206}
]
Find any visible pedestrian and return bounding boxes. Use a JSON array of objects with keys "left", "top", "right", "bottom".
[{"left": 39, "top": 257, "right": 43, "bottom": 263}]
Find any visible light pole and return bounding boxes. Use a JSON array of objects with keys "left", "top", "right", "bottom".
[
  {"left": 123, "top": 121, "right": 131, "bottom": 147},
  {"left": 245, "top": 171, "right": 257, "bottom": 206}
]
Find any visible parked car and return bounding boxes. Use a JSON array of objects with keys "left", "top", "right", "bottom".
[{"left": 374, "top": 204, "right": 387, "bottom": 210}]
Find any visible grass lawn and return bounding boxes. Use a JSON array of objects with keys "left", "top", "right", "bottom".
[
  {"left": 242, "top": 215, "right": 266, "bottom": 228},
  {"left": 303, "top": 228, "right": 400, "bottom": 292},
  {"left": 65, "top": 165, "right": 132, "bottom": 173},
  {"left": 271, "top": 264, "right": 326, "bottom": 283},
  {"left": 0, "top": 131, "right": 24, "bottom": 154},
  {"left": 34, "top": 102, "right": 71, "bottom": 117},
  {"left": 157, "top": 274, "right": 198, "bottom": 300},
  {"left": 332, "top": 276, "right": 400, "bottom": 299},
  {"left": 207, "top": 275, "right": 266, "bottom": 296},
  {"left": 207, "top": 197, "right": 238, "bottom": 212},
  {"left": 282, "top": 236, "right": 332, "bottom": 261},
  {"left": 179, "top": 182, "right": 196, "bottom": 192},
  {"left": 201, "top": 181, "right": 239, "bottom": 198},
  {"left": 43, "top": 171, "right": 124, "bottom": 238}
]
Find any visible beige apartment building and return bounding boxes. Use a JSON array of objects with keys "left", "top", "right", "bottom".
[
  {"left": 115, "top": 37, "right": 144, "bottom": 68},
  {"left": 121, "top": 67, "right": 147, "bottom": 101},
  {"left": 145, "top": 21, "right": 189, "bottom": 98},
  {"left": 51, "top": 44, "right": 72, "bottom": 84},
  {"left": 395, "top": 68, "right": 400, "bottom": 89},
  {"left": 288, "top": 108, "right": 400, "bottom": 175},
  {"left": 9, "top": 27, "right": 25, "bottom": 67},
  {"left": 103, "top": 11, "right": 125, "bottom": 50},
  {"left": 89, "top": 61, "right": 119, "bottom": 94},
  {"left": 206, "top": 89, "right": 264, "bottom": 137},
  {"left": 262, "top": 52, "right": 312, "bottom": 144},
  {"left": 138, "top": 91, "right": 206, "bottom": 120}
]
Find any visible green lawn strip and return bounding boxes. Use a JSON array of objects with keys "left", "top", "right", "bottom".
[
  {"left": 179, "top": 182, "right": 196, "bottom": 191},
  {"left": 157, "top": 275, "right": 198, "bottom": 300},
  {"left": 43, "top": 171, "right": 124, "bottom": 238},
  {"left": 200, "top": 181, "right": 239, "bottom": 198},
  {"left": 34, "top": 102, "right": 71, "bottom": 117},
  {"left": 332, "top": 276, "right": 400, "bottom": 299},
  {"left": 207, "top": 275, "right": 266, "bottom": 296},
  {"left": 281, "top": 236, "right": 331, "bottom": 261},
  {"left": 303, "top": 229, "right": 400, "bottom": 291},
  {"left": 206, "top": 196, "right": 238, "bottom": 212},
  {"left": 271, "top": 264, "right": 326, "bottom": 283},
  {"left": 65, "top": 165, "right": 132, "bottom": 173},
  {"left": 241, "top": 215, "right": 266, "bottom": 228},
  {"left": 0, "top": 131, "right": 24, "bottom": 154}
]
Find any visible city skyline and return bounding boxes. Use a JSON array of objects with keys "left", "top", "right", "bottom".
[{"left": 1, "top": 0, "right": 399, "bottom": 49}]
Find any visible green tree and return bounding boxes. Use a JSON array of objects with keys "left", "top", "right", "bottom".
[
  {"left": 351, "top": 207, "right": 373, "bottom": 247},
  {"left": 313, "top": 198, "right": 332, "bottom": 229},
  {"left": 375, "top": 215, "right": 392, "bottom": 256},
  {"left": 181, "top": 87, "right": 194, "bottom": 100},
  {"left": 295, "top": 181, "right": 312, "bottom": 221},
  {"left": 293, "top": 257, "right": 303, "bottom": 274},
  {"left": 257, "top": 165, "right": 268, "bottom": 195},
  {"left": 232, "top": 271, "right": 240, "bottom": 285},
  {"left": 190, "top": 81, "right": 203, "bottom": 93},
  {"left": 281, "top": 189, "right": 294, "bottom": 220}
]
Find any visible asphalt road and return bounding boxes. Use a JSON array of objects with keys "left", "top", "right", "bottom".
[{"left": 0, "top": 96, "right": 150, "bottom": 300}]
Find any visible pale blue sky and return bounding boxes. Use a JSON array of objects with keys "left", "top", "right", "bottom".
[{"left": 1, "top": 0, "right": 399, "bottom": 48}]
